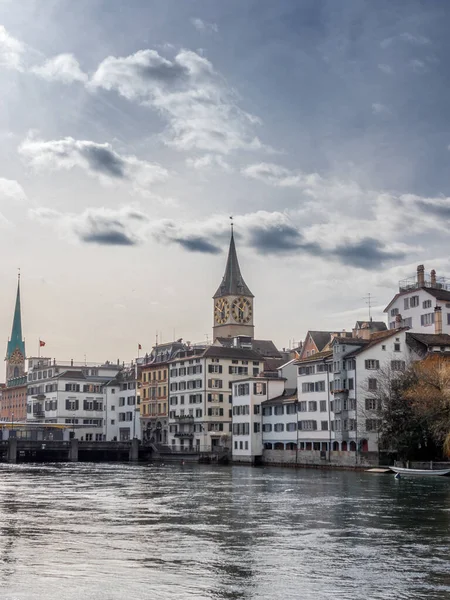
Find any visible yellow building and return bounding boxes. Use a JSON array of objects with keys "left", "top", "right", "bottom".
[{"left": 140, "top": 341, "right": 186, "bottom": 444}]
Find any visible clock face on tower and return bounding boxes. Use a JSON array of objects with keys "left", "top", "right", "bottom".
[
  {"left": 10, "top": 349, "right": 23, "bottom": 364},
  {"left": 214, "top": 298, "right": 230, "bottom": 324},
  {"left": 232, "top": 297, "right": 252, "bottom": 324}
]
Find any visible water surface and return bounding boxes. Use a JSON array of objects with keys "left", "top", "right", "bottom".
[{"left": 0, "top": 462, "right": 449, "bottom": 599}]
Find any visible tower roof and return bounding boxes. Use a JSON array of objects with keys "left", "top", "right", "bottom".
[
  {"left": 6, "top": 277, "right": 25, "bottom": 359},
  {"left": 214, "top": 230, "right": 253, "bottom": 299}
]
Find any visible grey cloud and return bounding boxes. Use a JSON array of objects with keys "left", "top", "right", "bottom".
[
  {"left": 248, "top": 224, "right": 320, "bottom": 255},
  {"left": 81, "top": 230, "right": 137, "bottom": 246},
  {"left": 174, "top": 236, "right": 221, "bottom": 254},
  {"left": 79, "top": 145, "right": 126, "bottom": 178},
  {"left": 333, "top": 238, "right": 405, "bottom": 269},
  {"left": 415, "top": 199, "right": 450, "bottom": 219}
]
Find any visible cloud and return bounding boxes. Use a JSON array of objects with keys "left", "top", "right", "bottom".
[
  {"left": 378, "top": 64, "right": 394, "bottom": 75},
  {"left": 30, "top": 205, "right": 148, "bottom": 246},
  {"left": 186, "top": 154, "right": 232, "bottom": 171},
  {"left": 31, "top": 53, "right": 87, "bottom": 84},
  {"left": 190, "top": 18, "right": 218, "bottom": 34},
  {"left": 381, "top": 32, "right": 431, "bottom": 49},
  {"left": 174, "top": 236, "right": 221, "bottom": 254},
  {"left": 410, "top": 59, "right": 427, "bottom": 72},
  {"left": 90, "top": 48, "right": 267, "bottom": 154},
  {"left": 0, "top": 25, "right": 25, "bottom": 70},
  {"left": 248, "top": 223, "right": 319, "bottom": 255},
  {"left": 0, "top": 178, "right": 27, "bottom": 201},
  {"left": 333, "top": 238, "right": 406, "bottom": 269},
  {"left": 372, "top": 103, "right": 391, "bottom": 116},
  {"left": 19, "top": 135, "right": 168, "bottom": 194},
  {"left": 242, "top": 162, "right": 317, "bottom": 188}
]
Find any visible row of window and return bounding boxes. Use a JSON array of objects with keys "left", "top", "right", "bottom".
[
  {"left": 170, "top": 380, "right": 202, "bottom": 391},
  {"left": 169, "top": 394, "right": 203, "bottom": 405}
]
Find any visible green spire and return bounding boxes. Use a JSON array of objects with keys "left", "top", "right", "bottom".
[
  {"left": 6, "top": 276, "right": 25, "bottom": 359},
  {"left": 213, "top": 228, "right": 253, "bottom": 299}
]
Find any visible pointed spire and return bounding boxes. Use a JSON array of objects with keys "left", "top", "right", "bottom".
[
  {"left": 6, "top": 273, "right": 25, "bottom": 360},
  {"left": 214, "top": 224, "right": 253, "bottom": 299}
]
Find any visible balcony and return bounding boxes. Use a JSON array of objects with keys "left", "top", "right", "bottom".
[
  {"left": 32, "top": 411, "right": 45, "bottom": 418},
  {"left": 175, "top": 415, "right": 194, "bottom": 421},
  {"left": 174, "top": 432, "right": 194, "bottom": 438},
  {"left": 332, "top": 388, "right": 349, "bottom": 396}
]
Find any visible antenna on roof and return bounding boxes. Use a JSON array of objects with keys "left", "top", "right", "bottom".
[{"left": 363, "top": 293, "right": 376, "bottom": 322}]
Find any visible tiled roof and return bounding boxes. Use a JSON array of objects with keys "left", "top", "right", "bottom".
[
  {"left": 308, "top": 331, "right": 334, "bottom": 352},
  {"left": 355, "top": 320, "right": 387, "bottom": 332},
  {"left": 347, "top": 328, "right": 408, "bottom": 357},
  {"left": 295, "top": 350, "right": 332, "bottom": 364},
  {"left": 203, "top": 346, "right": 263, "bottom": 360},
  {"left": 215, "top": 337, "right": 281, "bottom": 358},
  {"left": 261, "top": 388, "right": 297, "bottom": 405},
  {"left": 406, "top": 332, "right": 450, "bottom": 347}
]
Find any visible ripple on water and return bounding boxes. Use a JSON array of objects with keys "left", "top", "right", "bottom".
[{"left": 0, "top": 463, "right": 449, "bottom": 600}]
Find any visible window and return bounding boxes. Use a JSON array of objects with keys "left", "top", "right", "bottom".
[
  {"left": 262, "top": 423, "right": 272, "bottom": 432},
  {"left": 253, "top": 422, "right": 260, "bottom": 433},
  {"left": 274, "top": 405, "right": 284, "bottom": 415},
  {"left": 209, "top": 378, "right": 223, "bottom": 389},
  {"left": 365, "top": 398, "right": 377, "bottom": 410},
  {"left": 301, "top": 382, "right": 315, "bottom": 393},
  {"left": 65, "top": 383, "right": 80, "bottom": 392},
  {"left": 410, "top": 296, "right": 419, "bottom": 308},
  {"left": 365, "top": 419, "right": 378, "bottom": 432},
  {"left": 391, "top": 360, "right": 405, "bottom": 371},
  {"left": 208, "top": 364, "right": 222, "bottom": 373},
  {"left": 381, "top": 345, "right": 386, "bottom": 351},
  {"left": 298, "top": 420, "right": 317, "bottom": 431},
  {"left": 253, "top": 382, "right": 267, "bottom": 395},
  {"left": 65, "top": 399, "right": 79, "bottom": 410},
  {"left": 404, "top": 298, "right": 409, "bottom": 310},
  {"left": 298, "top": 401, "right": 307, "bottom": 412},
  {"left": 298, "top": 365, "right": 315, "bottom": 376},
  {"left": 348, "top": 378, "right": 354, "bottom": 390},
  {"left": 390, "top": 308, "right": 399, "bottom": 316},
  {"left": 365, "top": 360, "right": 380, "bottom": 370},
  {"left": 394, "top": 343, "right": 401, "bottom": 352},
  {"left": 319, "top": 400, "right": 327, "bottom": 412},
  {"left": 321, "top": 421, "right": 328, "bottom": 430},
  {"left": 262, "top": 407, "right": 272, "bottom": 416},
  {"left": 254, "top": 404, "right": 260, "bottom": 415},
  {"left": 308, "top": 401, "right": 317, "bottom": 412},
  {"left": 421, "top": 313, "right": 434, "bottom": 326},
  {"left": 235, "top": 383, "right": 249, "bottom": 396},
  {"left": 368, "top": 378, "right": 377, "bottom": 391},
  {"left": 404, "top": 317, "right": 412, "bottom": 328},
  {"left": 423, "top": 299, "right": 432, "bottom": 309},
  {"left": 286, "top": 422, "right": 297, "bottom": 432},
  {"left": 314, "top": 381, "right": 325, "bottom": 392},
  {"left": 286, "top": 404, "right": 297, "bottom": 415},
  {"left": 274, "top": 423, "right": 284, "bottom": 432}
]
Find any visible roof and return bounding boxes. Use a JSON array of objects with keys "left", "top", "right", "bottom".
[
  {"left": 355, "top": 320, "right": 387, "bottom": 332},
  {"left": 6, "top": 277, "right": 25, "bottom": 360},
  {"left": 215, "top": 337, "right": 281, "bottom": 358},
  {"left": 384, "top": 286, "right": 450, "bottom": 312},
  {"left": 213, "top": 231, "right": 253, "bottom": 299},
  {"left": 346, "top": 328, "right": 408, "bottom": 357},
  {"left": 261, "top": 388, "right": 298, "bottom": 405},
  {"left": 308, "top": 331, "right": 334, "bottom": 352},
  {"left": 332, "top": 337, "right": 369, "bottom": 346},
  {"left": 295, "top": 349, "right": 333, "bottom": 364},
  {"left": 203, "top": 346, "right": 263, "bottom": 360},
  {"left": 56, "top": 370, "right": 87, "bottom": 380},
  {"left": 263, "top": 358, "right": 286, "bottom": 372},
  {"left": 406, "top": 332, "right": 450, "bottom": 347}
]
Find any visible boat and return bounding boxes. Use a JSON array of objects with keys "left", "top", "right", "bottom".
[{"left": 390, "top": 466, "right": 450, "bottom": 477}]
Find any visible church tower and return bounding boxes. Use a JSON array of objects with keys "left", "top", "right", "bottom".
[
  {"left": 213, "top": 227, "right": 254, "bottom": 340},
  {"left": 5, "top": 274, "right": 26, "bottom": 381}
]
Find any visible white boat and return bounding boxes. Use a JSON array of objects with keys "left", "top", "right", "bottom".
[{"left": 391, "top": 466, "right": 450, "bottom": 477}]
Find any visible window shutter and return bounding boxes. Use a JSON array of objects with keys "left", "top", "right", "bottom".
[
  {"left": 208, "top": 379, "right": 212, "bottom": 387},
  {"left": 219, "top": 408, "right": 223, "bottom": 416},
  {"left": 83, "top": 400, "right": 88, "bottom": 410},
  {"left": 75, "top": 400, "right": 79, "bottom": 410},
  {"left": 208, "top": 408, "right": 212, "bottom": 416},
  {"left": 65, "top": 399, "right": 70, "bottom": 410},
  {"left": 219, "top": 394, "right": 223, "bottom": 402}
]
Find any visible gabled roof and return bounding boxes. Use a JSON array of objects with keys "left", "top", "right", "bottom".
[
  {"left": 384, "top": 286, "right": 450, "bottom": 312},
  {"left": 261, "top": 388, "right": 297, "bottom": 405},
  {"left": 355, "top": 320, "right": 387, "bottom": 332},
  {"left": 295, "top": 349, "right": 333, "bottom": 364},
  {"left": 406, "top": 332, "right": 450, "bottom": 347},
  {"left": 203, "top": 346, "right": 263, "bottom": 360},
  {"left": 215, "top": 337, "right": 281, "bottom": 358},
  {"left": 346, "top": 328, "right": 408, "bottom": 358},
  {"left": 308, "top": 331, "right": 334, "bottom": 352},
  {"left": 6, "top": 277, "right": 25, "bottom": 360},
  {"left": 214, "top": 231, "right": 253, "bottom": 298}
]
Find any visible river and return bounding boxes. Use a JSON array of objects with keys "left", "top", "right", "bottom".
[{"left": 0, "top": 462, "right": 449, "bottom": 599}]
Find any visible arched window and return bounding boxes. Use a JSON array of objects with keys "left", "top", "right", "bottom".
[
  {"left": 349, "top": 441, "right": 357, "bottom": 452},
  {"left": 342, "top": 441, "right": 348, "bottom": 451},
  {"left": 332, "top": 441, "right": 339, "bottom": 451},
  {"left": 13, "top": 367, "right": 19, "bottom": 378}
]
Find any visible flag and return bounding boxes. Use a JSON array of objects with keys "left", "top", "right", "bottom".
[
  {"left": 138, "top": 344, "right": 142, "bottom": 350},
  {"left": 39, "top": 340, "right": 46, "bottom": 347}
]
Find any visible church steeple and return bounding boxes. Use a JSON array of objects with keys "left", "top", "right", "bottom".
[
  {"left": 213, "top": 226, "right": 254, "bottom": 340},
  {"left": 214, "top": 227, "right": 253, "bottom": 299},
  {"left": 6, "top": 274, "right": 26, "bottom": 381}
]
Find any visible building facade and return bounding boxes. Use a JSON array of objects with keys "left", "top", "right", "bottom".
[
  {"left": 26, "top": 358, "right": 121, "bottom": 440},
  {"left": 104, "top": 365, "right": 140, "bottom": 441}
]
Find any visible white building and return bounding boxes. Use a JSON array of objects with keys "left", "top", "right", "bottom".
[
  {"left": 26, "top": 358, "right": 121, "bottom": 441},
  {"left": 384, "top": 264, "right": 450, "bottom": 333},
  {"left": 104, "top": 365, "right": 140, "bottom": 441},
  {"left": 168, "top": 345, "right": 264, "bottom": 451},
  {"left": 232, "top": 376, "right": 285, "bottom": 463}
]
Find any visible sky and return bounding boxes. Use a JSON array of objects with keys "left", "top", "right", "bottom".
[{"left": 1, "top": 0, "right": 450, "bottom": 369}]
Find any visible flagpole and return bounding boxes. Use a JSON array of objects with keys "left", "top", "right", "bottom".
[{"left": 38, "top": 338, "right": 40, "bottom": 359}]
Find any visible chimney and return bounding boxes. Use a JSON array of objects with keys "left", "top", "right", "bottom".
[
  {"left": 435, "top": 306, "right": 442, "bottom": 335},
  {"left": 431, "top": 269, "right": 436, "bottom": 287},
  {"left": 417, "top": 264, "right": 425, "bottom": 287}
]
